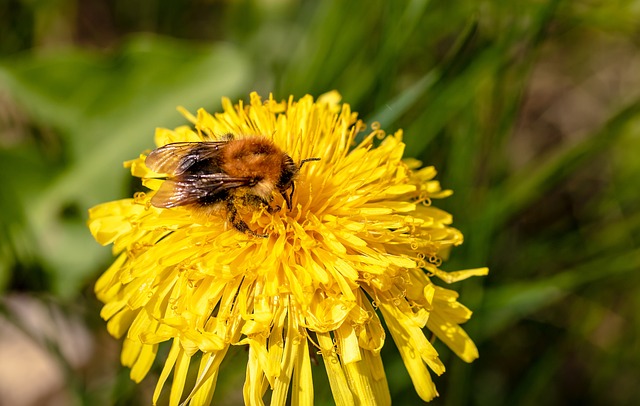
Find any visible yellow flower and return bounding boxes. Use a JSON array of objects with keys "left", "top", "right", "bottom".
[{"left": 88, "top": 92, "right": 488, "bottom": 405}]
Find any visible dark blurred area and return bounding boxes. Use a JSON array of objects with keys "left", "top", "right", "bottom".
[{"left": 1, "top": 0, "right": 640, "bottom": 405}]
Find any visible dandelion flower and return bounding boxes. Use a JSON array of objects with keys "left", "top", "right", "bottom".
[{"left": 88, "top": 92, "right": 488, "bottom": 405}]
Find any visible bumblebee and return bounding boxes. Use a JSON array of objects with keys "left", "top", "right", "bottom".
[{"left": 145, "top": 135, "right": 319, "bottom": 236}]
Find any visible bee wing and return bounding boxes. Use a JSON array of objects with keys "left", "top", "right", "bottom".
[
  {"left": 145, "top": 142, "right": 228, "bottom": 176},
  {"left": 150, "top": 173, "right": 254, "bottom": 208}
]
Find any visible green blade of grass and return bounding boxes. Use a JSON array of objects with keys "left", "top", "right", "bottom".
[
  {"left": 479, "top": 246, "right": 640, "bottom": 339},
  {"left": 489, "top": 97, "right": 640, "bottom": 229}
]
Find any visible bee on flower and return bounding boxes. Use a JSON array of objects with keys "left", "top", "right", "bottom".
[{"left": 88, "top": 91, "right": 488, "bottom": 405}]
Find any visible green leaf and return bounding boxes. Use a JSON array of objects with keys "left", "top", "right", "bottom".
[{"left": 0, "top": 35, "right": 252, "bottom": 296}]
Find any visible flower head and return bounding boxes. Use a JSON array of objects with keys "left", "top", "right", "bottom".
[{"left": 89, "top": 92, "right": 488, "bottom": 405}]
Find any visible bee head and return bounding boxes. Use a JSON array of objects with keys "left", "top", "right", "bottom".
[
  {"left": 276, "top": 155, "right": 298, "bottom": 207},
  {"left": 277, "top": 155, "right": 320, "bottom": 209}
]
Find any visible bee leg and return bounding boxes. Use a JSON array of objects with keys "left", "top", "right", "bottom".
[
  {"left": 262, "top": 197, "right": 280, "bottom": 214},
  {"left": 227, "top": 200, "right": 268, "bottom": 238}
]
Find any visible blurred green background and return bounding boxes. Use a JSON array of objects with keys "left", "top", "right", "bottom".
[{"left": 1, "top": 0, "right": 640, "bottom": 405}]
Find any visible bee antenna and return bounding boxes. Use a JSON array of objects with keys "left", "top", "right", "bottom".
[{"left": 299, "top": 157, "right": 320, "bottom": 169}]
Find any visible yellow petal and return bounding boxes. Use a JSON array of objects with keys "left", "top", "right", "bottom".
[
  {"left": 382, "top": 308, "right": 439, "bottom": 402},
  {"left": 335, "top": 322, "right": 361, "bottom": 365},
  {"left": 153, "top": 339, "right": 181, "bottom": 405},
  {"left": 187, "top": 352, "right": 223, "bottom": 406},
  {"left": 427, "top": 311, "right": 479, "bottom": 363},
  {"left": 169, "top": 347, "right": 191, "bottom": 406},
  {"left": 130, "top": 343, "right": 158, "bottom": 383},
  {"left": 244, "top": 345, "right": 267, "bottom": 406},
  {"left": 270, "top": 309, "right": 296, "bottom": 405},
  {"left": 291, "top": 337, "right": 314, "bottom": 406},
  {"left": 343, "top": 349, "right": 391, "bottom": 406},
  {"left": 430, "top": 266, "right": 489, "bottom": 283},
  {"left": 317, "top": 332, "right": 355, "bottom": 406}
]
